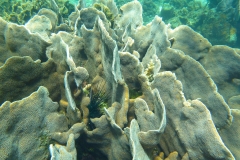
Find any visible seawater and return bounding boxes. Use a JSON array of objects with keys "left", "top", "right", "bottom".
[{"left": 0, "top": 0, "right": 239, "bottom": 47}]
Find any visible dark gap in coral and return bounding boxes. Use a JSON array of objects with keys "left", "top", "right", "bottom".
[
  {"left": 129, "top": 88, "right": 142, "bottom": 99},
  {"left": 76, "top": 133, "right": 107, "bottom": 160},
  {"left": 80, "top": 49, "right": 88, "bottom": 61},
  {"left": 87, "top": 120, "right": 96, "bottom": 131},
  {"left": 115, "top": 83, "right": 124, "bottom": 103}
]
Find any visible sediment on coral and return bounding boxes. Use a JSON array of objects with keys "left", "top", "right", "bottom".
[{"left": 0, "top": 0, "right": 239, "bottom": 160}]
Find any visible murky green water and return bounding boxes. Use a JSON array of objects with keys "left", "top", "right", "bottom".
[{"left": 0, "top": 0, "right": 239, "bottom": 46}]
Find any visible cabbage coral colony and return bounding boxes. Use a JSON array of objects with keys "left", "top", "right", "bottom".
[{"left": 0, "top": 0, "right": 240, "bottom": 160}]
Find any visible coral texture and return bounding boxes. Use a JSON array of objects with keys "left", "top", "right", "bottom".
[
  {"left": 0, "top": 0, "right": 239, "bottom": 160},
  {"left": 0, "top": 86, "right": 68, "bottom": 160}
]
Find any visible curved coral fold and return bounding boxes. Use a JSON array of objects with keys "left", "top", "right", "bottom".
[{"left": 0, "top": 0, "right": 239, "bottom": 160}]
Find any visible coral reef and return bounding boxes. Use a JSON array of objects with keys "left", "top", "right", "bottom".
[
  {"left": 160, "top": 0, "right": 240, "bottom": 47},
  {"left": 0, "top": 0, "right": 240, "bottom": 160},
  {"left": 0, "top": 0, "right": 74, "bottom": 24},
  {"left": 0, "top": 56, "right": 61, "bottom": 105},
  {"left": 0, "top": 86, "right": 68, "bottom": 159}
]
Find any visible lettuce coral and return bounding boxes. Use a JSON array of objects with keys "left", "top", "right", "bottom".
[{"left": 0, "top": 0, "right": 240, "bottom": 160}]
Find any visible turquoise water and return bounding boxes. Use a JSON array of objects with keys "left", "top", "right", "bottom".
[
  {"left": 67, "top": 0, "right": 239, "bottom": 47},
  {"left": 1, "top": 0, "right": 238, "bottom": 47}
]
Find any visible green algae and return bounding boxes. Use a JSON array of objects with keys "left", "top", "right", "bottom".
[
  {"left": 129, "top": 89, "right": 142, "bottom": 99},
  {"left": 0, "top": 0, "right": 74, "bottom": 25},
  {"left": 93, "top": 3, "right": 115, "bottom": 26}
]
